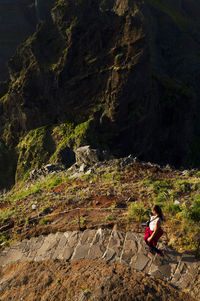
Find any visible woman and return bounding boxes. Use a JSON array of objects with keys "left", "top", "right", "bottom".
[{"left": 144, "top": 205, "right": 164, "bottom": 256}]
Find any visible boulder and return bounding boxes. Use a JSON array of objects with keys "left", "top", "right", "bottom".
[
  {"left": 75, "top": 146, "right": 103, "bottom": 166},
  {"left": 28, "top": 164, "right": 64, "bottom": 181},
  {"left": 29, "top": 169, "right": 37, "bottom": 179},
  {"left": 44, "top": 164, "right": 64, "bottom": 173},
  {"left": 79, "top": 163, "right": 87, "bottom": 172},
  {"left": 67, "top": 163, "right": 79, "bottom": 173},
  {"left": 85, "top": 169, "right": 93, "bottom": 175},
  {"left": 174, "top": 200, "right": 181, "bottom": 205},
  {"left": 32, "top": 204, "right": 37, "bottom": 210}
]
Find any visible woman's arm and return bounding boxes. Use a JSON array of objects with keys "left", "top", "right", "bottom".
[{"left": 147, "top": 220, "right": 160, "bottom": 242}]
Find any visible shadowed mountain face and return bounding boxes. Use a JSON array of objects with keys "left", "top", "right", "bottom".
[
  {"left": 0, "top": 0, "right": 54, "bottom": 81},
  {"left": 0, "top": 0, "right": 35, "bottom": 81},
  {"left": 1, "top": 0, "right": 200, "bottom": 188}
]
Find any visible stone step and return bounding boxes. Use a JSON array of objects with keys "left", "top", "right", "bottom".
[
  {"left": 88, "top": 228, "right": 111, "bottom": 260},
  {"left": 120, "top": 232, "right": 138, "bottom": 265},
  {"left": 102, "top": 230, "right": 126, "bottom": 263},
  {"left": 0, "top": 229, "right": 200, "bottom": 295},
  {"left": 71, "top": 229, "right": 96, "bottom": 260}
]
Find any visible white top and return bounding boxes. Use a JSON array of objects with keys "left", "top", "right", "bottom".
[{"left": 149, "top": 216, "right": 161, "bottom": 231}]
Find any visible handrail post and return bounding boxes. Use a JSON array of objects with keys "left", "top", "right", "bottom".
[
  {"left": 78, "top": 208, "right": 81, "bottom": 231},
  {"left": 195, "top": 240, "right": 200, "bottom": 258}
]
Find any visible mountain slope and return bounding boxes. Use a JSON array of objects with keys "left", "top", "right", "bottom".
[{"left": 1, "top": 0, "right": 200, "bottom": 188}]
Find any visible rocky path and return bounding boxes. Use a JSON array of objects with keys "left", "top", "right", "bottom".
[{"left": 0, "top": 229, "right": 200, "bottom": 297}]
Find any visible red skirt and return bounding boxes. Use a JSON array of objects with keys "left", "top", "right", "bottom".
[{"left": 144, "top": 226, "right": 163, "bottom": 247}]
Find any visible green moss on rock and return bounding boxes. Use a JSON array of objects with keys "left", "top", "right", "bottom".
[
  {"left": 15, "top": 118, "right": 95, "bottom": 181},
  {"left": 50, "top": 118, "right": 93, "bottom": 163},
  {"left": 0, "top": 0, "right": 200, "bottom": 190},
  {"left": 16, "top": 126, "right": 55, "bottom": 181},
  {"left": 0, "top": 93, "right": 8, "bottom": 103},
  {"left": 2, "top": 124, "right": 17, "bottom": 147}
]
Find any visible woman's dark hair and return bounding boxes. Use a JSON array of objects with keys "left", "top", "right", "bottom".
[{"left": 153, "top": 205, "right": 164, "bottom": 221}]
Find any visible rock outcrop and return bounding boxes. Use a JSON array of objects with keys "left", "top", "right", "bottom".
[
  {"left": 28, "top": 164, "right": 64, "bottom": 180},
  {"left": 75, "top": 145, "right": 110, "bottom": 167}
]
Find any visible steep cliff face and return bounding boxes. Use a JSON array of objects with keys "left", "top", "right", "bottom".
[
  {"left": 0, "top": 0, "right": 200, "bottom": 188},
  {"left": 0, "top": 0, "right": 54, "bottom": 82},
  {"left": 145, "top": 0, "right": 200, "bottom": 165},
  {"left": 0, "top": 0, "right": 35, "bottom": 82}
]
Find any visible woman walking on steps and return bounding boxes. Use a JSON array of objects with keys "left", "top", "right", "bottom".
[{"left": 144, "top": 205, "right": 165, "bottom": 256}]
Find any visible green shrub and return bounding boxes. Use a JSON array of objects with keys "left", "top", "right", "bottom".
[
  {"left": 155, "top": 190, "right": 170, "bottom": 204},
  {"left": 39, "top": 218, "right": 50, "bottom": 225},
  {"left": 170, "top": 190, "right": 179, "bottom": 200},
  {"left": 171, "top": 220, "right": 200, "bottom": 252},
  {"left": 195, "top": 171, "right": 200, "bottom": 178},
  {"left": 175, "top": 180, "right": 191, "bottom": 193},
  {"left": 163, "top": 201, "right": 181, "bottom": 215},
  {"left": 143, "top": 179, "right": 153, "bottom": 186},
  {"left": 176, "top": 206, "right": 190, "bottom": 220},
  {"left": 190, "top": 197, "right": 200, "bottom": 222},
  {"left": 153, "top": 179, "right": 172, "bottom": 193},
  {"left": 0, "top": 235, "right": 9, "bottom": 247},
  {"left": 127, "top": 202, "right": 149, "bottom": 222},
  {"left": 0, "top": 208, "right": 16, "bottom": 223},
  {"left": 80, "top": 216, "right": 87, "bottom": 226},
  {"left": 191, "top": 182, "right": 200, "bottom": 191},
  {"left": 105, "top": 215, "right": 115, "bottom": 221}
]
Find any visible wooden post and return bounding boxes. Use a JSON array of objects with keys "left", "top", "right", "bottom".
[
  {"left": 193, "top": 233, "right": 200, "bottom": 258},
  {"left": 195, "top": 240, "right": 200, "bottom": 258},
  {"left": 78, "top": 209, "right": 81, "bottom": 231}
]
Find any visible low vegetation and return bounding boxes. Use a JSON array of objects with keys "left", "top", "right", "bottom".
[{"left": 1, "top": 160, "right": 200, "bottom": 255}]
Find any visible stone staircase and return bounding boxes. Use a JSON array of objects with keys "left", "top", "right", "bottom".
[{"left": 0, "top": 229, "right": 200, "bottom": 296}]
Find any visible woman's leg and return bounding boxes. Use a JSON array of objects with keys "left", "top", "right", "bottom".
[
  {"left": 144, "top": 227, "right": 151, "bottom": 245},
  {"left": 148, "top": 228, "right": 164, "bottom": 255},
  {"left": 149, "top": 245, "right": 163, "bottom": 255},
  {"left": 152, "top": 228, "right": 164, "bottom": 247}
]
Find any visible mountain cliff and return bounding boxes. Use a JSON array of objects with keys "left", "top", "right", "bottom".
[
  {"left": 1, "top": 0, "right": 200, "bottom": 189},
  {"left": 0, "top": 0, "right": 54, "bottom": 82},
  {"left": 0, "top": 0, "right": 35, "bottom": 82}
]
